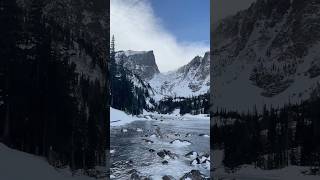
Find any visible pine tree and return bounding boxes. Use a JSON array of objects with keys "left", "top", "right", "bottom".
[{"left": 110, "top": 35, "right": 117, "bottom": 107}]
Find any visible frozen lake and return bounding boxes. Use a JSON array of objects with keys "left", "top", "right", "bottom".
[{"left": 110, "top": 114, "right": 210, "bottom": 179}]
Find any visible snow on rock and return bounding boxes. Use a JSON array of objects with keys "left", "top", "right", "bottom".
[
  {"left": 142, "top": 139, "right": 154, "bottom": 144},
  {"left": 110, "top": 175, "right": 116, "bottom": 179},
  {"left": 199, "top": 134, "right": 210, "bottom": 138},
  {"left": 170, "top": 139, "right": 192, "bottom": 147},
  {"left": 0, "top": 143, "right": 95, "bottom": 180},
  {"left": 150, "top": 134, "right": 158, "bottom": 138},
  {"left": 156, "top": 150, "right": 178, "bottom": 160},
  {"left": 121, "top": 128, "right": 128, "bottom": 133},
  {"left": 185, "top": 151, "right": 198, "bottom": 159}
]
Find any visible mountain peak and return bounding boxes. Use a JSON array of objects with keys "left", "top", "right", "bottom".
[
  {"left": 149, "top": 52, "right": 210, "bottom": 100},
  {"left": 115, "top": 50, "right": 160, "bottom": 80}
]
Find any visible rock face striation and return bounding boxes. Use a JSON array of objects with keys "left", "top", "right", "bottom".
[
  {"left": 116, "top": 50, "right": 160, "bottom": 81},
  {"left": 211, "top": 0, "right": 320, "bottom": 111}
]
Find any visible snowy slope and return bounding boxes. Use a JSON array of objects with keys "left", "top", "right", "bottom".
[
  {"left": 212, "top": 0, "right": 320, "bottom": 112},
  {"left": 0, "top": 143, "right": 96, "bottom": 180},
  {"left": 149, "top": 52, "right": 210, "bottom": 101},
  {"left": 110, "top": 107, "right": 151, "bottom": 126},
  {"left": 110, "top": 107, "right": 136, "bottom": 126}
]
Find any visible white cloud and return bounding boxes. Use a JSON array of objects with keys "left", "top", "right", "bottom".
[{"left": 110, "top": 0, "right": 209, "bottom": 72}]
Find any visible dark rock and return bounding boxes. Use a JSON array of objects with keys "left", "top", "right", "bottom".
[
  {"left": 157, "top": 151, "right": 166, "bottom": 158},
  {"left": 180, "top": 170, "right": 207, "bottom": 180},
  {"left": 198, "top": 154, "right": 210, "bottom": 163},
  {"left": 185, "top": 151, "right": 198, "bottom": 158},
  {"left": 162, "top": 160, "right": 169, "bottom": 165},
  {"left": 149, "top": 149, "right": 155, "bottom": 153},
  {"left": 130, "top": 172, "right": 151, "bottom": 180},
  {"left": 128, "top": 169, "right": 138, "bottom": 174},
  {"left": 162, "top": 175, "right": 175, "bottom": 180},
  {"left": 142, "top": 139, "right": 154, "bottom": 144},
  {"left": 112, "top": 160, "right": 133, "bottom": 169},
  {"left": 130, "top": 173, "right": 141, "bottom": 180},
  {"left": 157, "top": 150, "right": 177, "bottom": 159}
]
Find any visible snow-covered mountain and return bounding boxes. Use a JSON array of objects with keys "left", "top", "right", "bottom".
[
  {"left": 212, "top": 0, "right": 320, "bottom": 112},
  {"left": 150, "top": 52, "right": 210, "bottom": 101},
  {"left": 115, "top": 50, "right": 210, "bottom": 102}
]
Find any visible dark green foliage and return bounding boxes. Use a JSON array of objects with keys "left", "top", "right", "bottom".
[
  {"left": 157, "top": 93, "right": 209, "bottom": 115},
  {"left": 213, "top": 98, "right": 320, "bottom": 170},
  {"left": 109, "top": 38, "right": 148, "bottom": 115}
]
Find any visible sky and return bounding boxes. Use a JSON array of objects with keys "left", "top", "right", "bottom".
[
  {"left": 110, "top": 0, "right": 209, "bottom": 72},
  {"left": 150, "top": 0, "right": 209, "bottom": 44}
]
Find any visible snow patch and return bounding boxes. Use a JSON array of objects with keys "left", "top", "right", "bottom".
[
  {"left": 170, "top": 140, "right": 191, "bottom": 147},
  {"left": 0, "top": 143, "right": 95, "bottom": 180},
  {"left": 110, "top": 107, "right": 151, "bottom": 127}
]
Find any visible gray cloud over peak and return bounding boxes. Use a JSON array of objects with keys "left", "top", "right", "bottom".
[{"left": 111, "top": 0, "right": 209, "bottom": 72}]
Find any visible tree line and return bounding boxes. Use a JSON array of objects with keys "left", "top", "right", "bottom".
[
  {"left": 213, "top": 97, "right": 320, "bottom": 173},
  {"left": 109, "top": 36, "right": 149, "bottom": 115},
  {"left": 156, "top": 93, "right": 210, "bottom": 115}
]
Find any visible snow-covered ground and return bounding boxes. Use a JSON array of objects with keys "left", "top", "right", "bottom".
[
  {"left": 110, "top": 107, "right": 209, "bottom": 127},
  {"left": 0, "top": 143, "right": 97, "bottom": 180},
  {"left": 110, "top": 107, "right": 150, "bottom": 126}
]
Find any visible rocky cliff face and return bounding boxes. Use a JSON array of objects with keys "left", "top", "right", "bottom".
[
  {"left": 115, "top": 50, "right": 160, "bottom": 81},
  {"left": 212, "top": 0, "right": 320, "bottom": 112}
]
